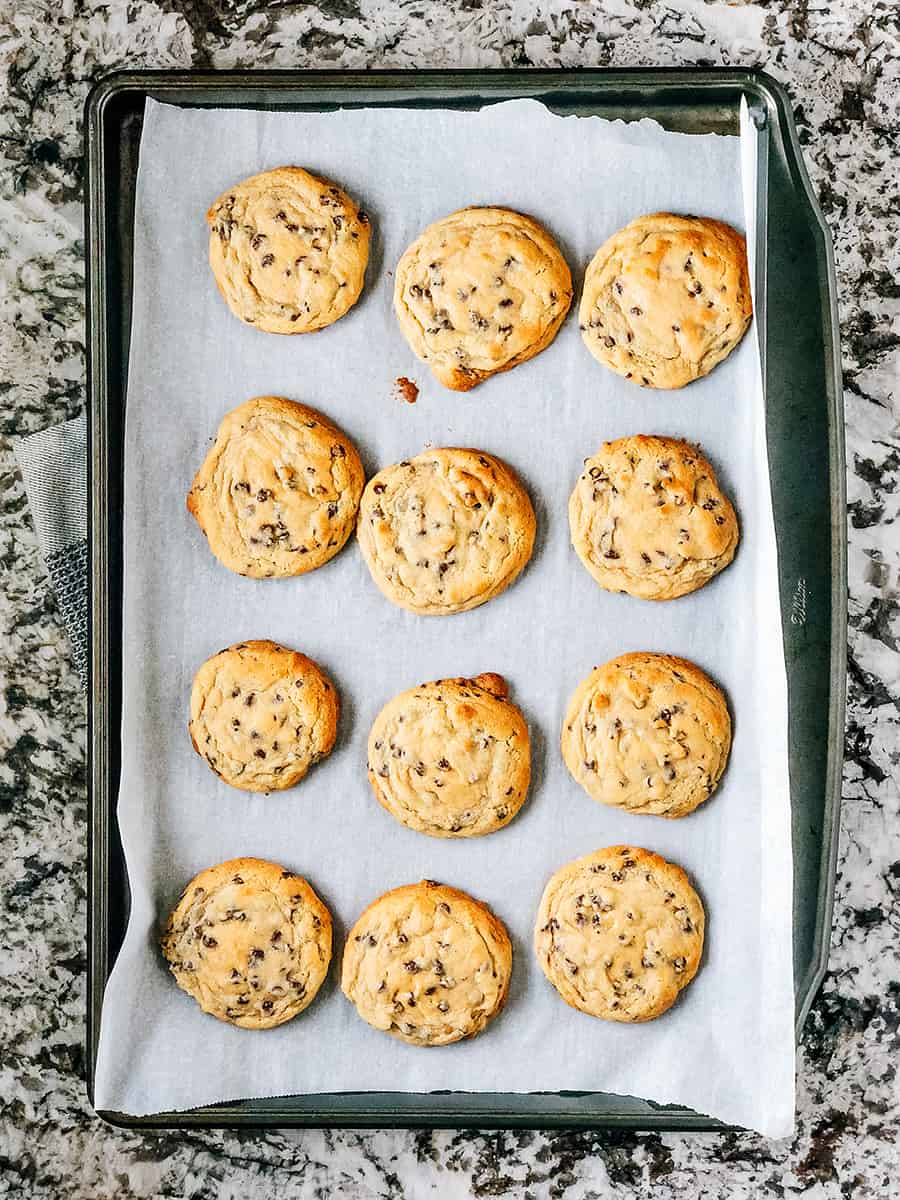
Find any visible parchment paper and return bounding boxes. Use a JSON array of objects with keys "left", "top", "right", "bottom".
[{"left": 94, "top": 98, "right": 795, "bottom": 1136}]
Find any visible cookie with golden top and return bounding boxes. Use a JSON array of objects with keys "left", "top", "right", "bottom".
[
  {"left": 534, "top": 845, "right": 705, "bottom": 1022},
  {"left": 189, "top": 640, "right": 338, "bottom": 792},
  {"left": 394, "top": 206, "right": 572, "bottom": 390},
  {"left": 187, "top": 397, "right": 364, "bottom": 579},
  {"left": 162, "top": 857, "right": 332, "bottom": 1029},
  {"left": 569, "top": 435, "right": 738, "bottom": 601},
  {"left": 561, "top": 652, "right": 731, "bottom": 818},
  {"left": 341, "top": 880, "right": 511, "bottom": 1045},
  {"left": 357, "top": 448, "right": 535, "bottom": 615},
  {"left": 367, "top": 672, "right": 530, "bottom": 837},
  {"left": 207, "top": 167, "right": 370, "bottom": 333},
  {"left": 579, "top": 213, "right": 752, "bottom": 388}
]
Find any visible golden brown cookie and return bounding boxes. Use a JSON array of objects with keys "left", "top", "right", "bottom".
[
  {"left": 569, "top": 435, "right": 739, "bottom": 601},
  {"left": 161, "top": 857, "right": 332, "bottom": 1029},
  {"left": 579, "top": 213, "right": 752, "bottom": 388},
  {"left": 357, "top": 448, "right": 535, "bottom": 615},
  {"left": 534, "top": 845, "right": 705, "bottom": 1022},
  {"left": 187, "top": 397, "right": 365, "bottom": 579},
  {"left": 189, "top": 640, "right": 338, "bottom": 792},
  {"left": 207, "top": 167, "right": 370, "bottom": 333},
  {"left": 367, "top": 673, "right": 530, "bottom": 837},
  {"left": 394, "top": 206, "right": 572, "bottom": 390},
  {"left": 561, "top": 652, "right": 731, "bottom": 818},
  {"left": 341, "top": 881, "right": 512, "bottom": 1045}
]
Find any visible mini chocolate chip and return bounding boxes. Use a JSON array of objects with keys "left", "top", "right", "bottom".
[{"left": 260, "top": 253, "right": 275, "bottom": 267}]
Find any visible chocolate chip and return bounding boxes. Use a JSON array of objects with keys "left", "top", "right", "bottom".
[
  {"left": 260, "top": 254, "right": 275, "bottom": 267},
  {"left": 403, "top": 960, "right": 420, "bottom": 973}
]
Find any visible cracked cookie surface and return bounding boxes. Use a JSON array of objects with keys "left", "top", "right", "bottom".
[
  {"left": 394, "top": 206, "right": 572, "bottom": 391},
  {"left": 189, "top": 640, "right": 338, "bottom": 792},
  {"left": 535, "top": 845, "right": 705, "bottom": 1022},
  {"left": 561, "top": 652, "right": 731, "bottom": 818},
  {"left": 579, "top": 213, "right": 751, "bottom": 388},
  {"left": 341, "top": 881, "right": 511, "bottom": 1045},
  {"left": 162, "top": 857, "right": 332, "bottom": 1029},
  {"left": 367, "top": 672, "right": 530, "bottom": 838},
  {"left": 207, "top": 166, "right": 370, "bottom": 334},
  {"left": 187, "top": 397, "right": 365, "bottom": 579},
  {"left": 569, "top": 434, "right": 738, "bottom": 601},
  {"left": 357, "top": 448, "right": 535, "bottom": 615}
]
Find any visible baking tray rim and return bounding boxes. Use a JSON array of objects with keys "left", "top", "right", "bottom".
[{"left": 84, "top": 65, "right": 846, "bottom": 1130}]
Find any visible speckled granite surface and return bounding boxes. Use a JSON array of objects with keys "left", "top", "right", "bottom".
[{"left": 1, "top": 2, "right": 897, "bottom": 1196}]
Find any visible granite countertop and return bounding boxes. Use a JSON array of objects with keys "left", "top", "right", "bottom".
[{"left": 1, "top": 2, "right": 897, "bottom": 1196}]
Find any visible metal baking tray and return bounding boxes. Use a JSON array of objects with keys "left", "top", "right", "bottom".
[{"left": 85, "top": 68, "right": 845, "bottom": 1130}]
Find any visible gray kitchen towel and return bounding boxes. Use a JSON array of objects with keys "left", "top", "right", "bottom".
[{"left": 14, "top": 412, "right": 88, "bottom": 683}]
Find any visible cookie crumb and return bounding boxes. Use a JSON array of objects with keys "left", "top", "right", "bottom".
[{"left": 393, "top": 376, "right": 419, "bottom": 404}]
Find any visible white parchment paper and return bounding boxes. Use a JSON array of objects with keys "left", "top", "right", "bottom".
[{"left": 94, "top": 98, "right": 795, "bottom": 1135}]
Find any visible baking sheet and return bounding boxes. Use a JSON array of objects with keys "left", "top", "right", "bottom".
[{"left": 93, "top": 97, "right": 794, "bottom": 1136}]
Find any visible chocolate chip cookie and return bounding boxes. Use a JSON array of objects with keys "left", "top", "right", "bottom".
[
  {"left": 357, "top": 448, "right": 535, "bottom": 615},
  {"left": 534, "top": 845, "right": 705, "bottom": 1022},
  {"left": 187, "top": 397, "right": 365, "bottom": 579},
  {"left": 189, "top": 640, "right": 338, "bottom": 792},
  {"left": 162, "top": 857, "right": 332, "bottom": 1029},
  {"left": 367, "top": 673, "right": 530, "bottom": 837},
  {"left": 561, "top": 652, "right": 731, "bottom": 818},
  {"left": 394, "top": 206, "right": 572, "bottom": 390},
  {"left": 569, "top": 435, "right": 739, "bottom": 600},
  {"left": 341, "top": 881, "right": 512, "bottom": 1045},
  {"left": 207, "top": 167, "right": 370, "bottom": 333},
  {"left": 579, "top": 213, "right": 752, "bottom": 388}
]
